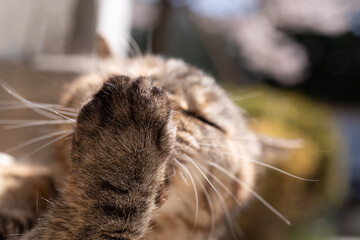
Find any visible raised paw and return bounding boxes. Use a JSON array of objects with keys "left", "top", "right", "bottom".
[
  {"left": 73, "top": 75, "right": 175, "bottom": 166},
  {"left": 25, "top": 76, "right": 176, "bottom": 240},
  {"left": 78, "top": 76, "right": 171, "bottom": 127}
]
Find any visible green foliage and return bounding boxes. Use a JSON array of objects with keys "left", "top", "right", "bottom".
[{"left": 225, "top": 85, "right": 348, "bottom": 239}]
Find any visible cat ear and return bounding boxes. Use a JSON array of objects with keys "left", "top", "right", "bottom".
[
  {"left": 258, "top": 134, "right": 304, "bottom": 164},
  {"left": 96, "top": 33, "right": 114, "bottom": 59}
]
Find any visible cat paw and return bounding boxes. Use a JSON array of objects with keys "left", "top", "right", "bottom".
[
  {"left": 74, "top": 75, "right": 175, "bottom": 162},
  {"left": 79, "top": 75, "right": 171, "bottom": 126}
]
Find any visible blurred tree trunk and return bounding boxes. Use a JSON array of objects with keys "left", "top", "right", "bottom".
[
  {"left": 152, "top": 0, "right": 170, "bottom": 54},
  {"left": 66, "top": 0, "right": 97, "bottom": 55},
  {"left": 197, "top": 29, "right": 245, "bottom": 84}
]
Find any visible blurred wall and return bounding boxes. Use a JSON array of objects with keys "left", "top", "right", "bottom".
[
  {"left": 0, "top": 0, "right": 78, "bottom": 61},
  {"left": 0, "top": 0, "right": 132, "bottom": 62}
]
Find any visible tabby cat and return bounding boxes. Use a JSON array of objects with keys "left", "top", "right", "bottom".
[{"left": 0, "top": 54, "right": 299, "bottom": 240}]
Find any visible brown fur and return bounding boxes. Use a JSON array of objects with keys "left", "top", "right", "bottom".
[{"left": 0, "top": 55, "right": 263, "bottom": 239}]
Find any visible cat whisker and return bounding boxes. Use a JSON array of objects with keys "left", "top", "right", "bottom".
[
  {"left": 127, "top": 35, "right": 142, "bottom": 57},
  {"left": 121, "top": 37, "right": 136, "bottom": 57},
  {"left": 179, "top": 171, "right": 189, "bottom": 186},
  {"left": 1, "top": 119, "right": 75, "bottom": 130},
  {"left": 198, "top": 143, "right": 318, "bottom": 182},
  {"left": 118, "top": 35, "right": 141, "bottom": 58},
  {"left": 198, "top": 163, "right": 242, "bottom": 206},
  {"left": 6, "top": 129, "right": 73, "bottom": 154},
  {"left": 207, "top": 92, "right": 262, "bottom": 119},
  {"left": 1, "top": 81, "right": 75, "bottom": 121},
  {"left": 36, "top": 104, "right": 76, "bottom": 113},
  {"left": 0, "top": 106, "right": 77, "bottom": 117},
  {"left": 230, "top": 91, "right": 263, "bottom": 103},
  {"left": 196, "top": 162, "right": 246, "bottom": 239},
  {"left": 207, "top": 160, "right": 291, "bottom": 225},
  {"left": 173, "top": 158, "right": 199, "bottom": 231},
  {"left": 248, "top": 158, "right": 318, "bottom": 182},
  {"left": 183, "top": 154, "right": 238, "bottom": 238},
  {"left": 196, "top": 175, "right": 216, "bottom": 240},
  {"left": 183, "top": 154, "right": 221, "bottom": 197},
  {"left": 0, "top": 119, "right": 45, "bottom": 124},
  {"left": 3, "top": 233, "right": 23, "bottom": 238},
  {"left": 232, "top": 221, "right": 246, "bottom": 240},
  {"left": 0, "top": 100, "right": 77, "bottom": 113},
  {"left": 201, "top": 136, "right": 304, "bottom": 150},
  {"left": 167, "top": 167, "right": 177, "bottom": 179},
  {"left": 258, "top": 134, "right": 304, "bottom": 149},
  {"left": 208, "top": 100, "right": 236, "bottom": 119},
  {"left": 41, "top": 197, "right": 55, "bottom": 207},
  {"left": 0, "top": 105, "right": 77, "bottom": 118},
  {"left": 20, "top": 131, "right": 73, "bottom": 160},
  {"left": 41, "top": 109, "right": 77, "bottom": 118}
]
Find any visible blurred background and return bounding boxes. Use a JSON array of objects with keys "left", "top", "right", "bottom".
[{"left": 0, "top": 0, "right": 359, "bottom": 239}]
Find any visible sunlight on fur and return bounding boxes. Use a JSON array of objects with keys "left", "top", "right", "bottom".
[{"left": 0, "top": 46, "right": 326, "bottom": 239}]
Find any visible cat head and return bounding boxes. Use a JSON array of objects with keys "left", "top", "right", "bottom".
[
  {"left": 58, "top": 55, "right": 266, "bottom": 238},
  {"left": 55, "top": 36, "right": 292, "bottom": 238}
]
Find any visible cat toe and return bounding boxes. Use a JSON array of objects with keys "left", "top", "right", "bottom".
[
  {"left": 77, "top": 75, "right": 171, "bottom": 130},
  {"left": 127, "top": 77, "right": 171, "bottom": 125}
]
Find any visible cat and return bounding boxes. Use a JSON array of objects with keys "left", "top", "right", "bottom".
[{"left": 0, "top": 54, "right": 298, "bottom": 240}]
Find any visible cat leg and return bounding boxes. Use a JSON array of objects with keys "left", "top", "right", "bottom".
[
  {"left": 22, "top": 76, "right": 175, "bottom": 240},
  {"left": 0, "top": 153, "right": 55, "bottom": 239}
]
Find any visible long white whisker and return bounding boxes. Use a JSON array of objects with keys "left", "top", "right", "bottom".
[
  {"left": 0, "top": 106, "right": 77, "bottom": 117},
  {"left": 1, "top": 81, "right": 76, "bottom": 121},
  {"left": 127, "top": 35, "right": 142, "bottom": 57},
  {"left": 6, "top": 129, "right": 73, "bottom": 153},
  {"left": 197, "top": 162, "right": 246, "bottom": 238},
  {"left": 173, "top": 158, "right": 199, "bottom": 230},
  {"left": 0, "top": 100, "right": 75, "bottom": 109},
  {"left": 0, "top": 105, "right": 40, "bottom": 111},
  {"left": 198, "top": 143, "right": 317, "bottom": 182},
  {"left": 0, "top": 119, "right": 42, "bottom": 124},
  {"left": 198, "top": 163, "right": 241, "bottom": 205},
  {"left": 249, "top": 158, "right": 318, "bottom": 182},
  {"left": 0, "top": 101, "right": 77, "bottom": 115},
  {"left": 4, "top": 233, "right": 23, "bottom": 237},
  {"left": 3, "top": 119, "right": 75, "bottom": 129},
  {"left": 184, "top": 155, "right": 221, "bottom": 196},
  {"left": 41, "top": 197, "right": 54, "bottom": 207},
  {"left": 208, "top": 100, "right": 234, "bottom": 119},
  {"left": 1, "top": 82, "right": 62, "bottom": 120},
  {"left": 0, "top": 100, "right": 20, "bottom": 105},
  {"left": 33, "top": 108, "right": 77, "bottom": 117},
  {"left": 126, "top": 38, "right": 136, "bottom": 58},
  {"left": 20, "top": 131, "right": 72, "bottom": 160},
  {"left": 33, "top": 103, "right": 76, "bottom": 113},
  {"left": 196, "top": 175, "right": 216, "bottom": 239},
  {"left": 230, "top": 91, "right": 263, "bottom": 102},
  {"left": 179, "top": 171, "right": 189, "bottom": 186},
  {"left": 258, "top": 134, "right": 304, "bottom": 149},
  {"left": 207, "top": 160, "right": 291, "bottom": 225},
  {"left": 183, "top": 154, "right": 237, "bottom": 238},
  {"left": 168, "top": 167, "right": 177, "bottom": 178},
  {"left": 201, "top": 136, "right": 303, "bottom": 149},
  {"left": 207, "top": 92, "right": 262, "bottom": 119}
]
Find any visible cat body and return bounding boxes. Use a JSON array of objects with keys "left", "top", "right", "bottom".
[{"left": 1, "top": 55, "right": 262, "bottom": 239}]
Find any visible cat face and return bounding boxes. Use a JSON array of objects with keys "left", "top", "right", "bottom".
[{"left": 59, "top": 56, "right": 261, "bottom": 239}]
